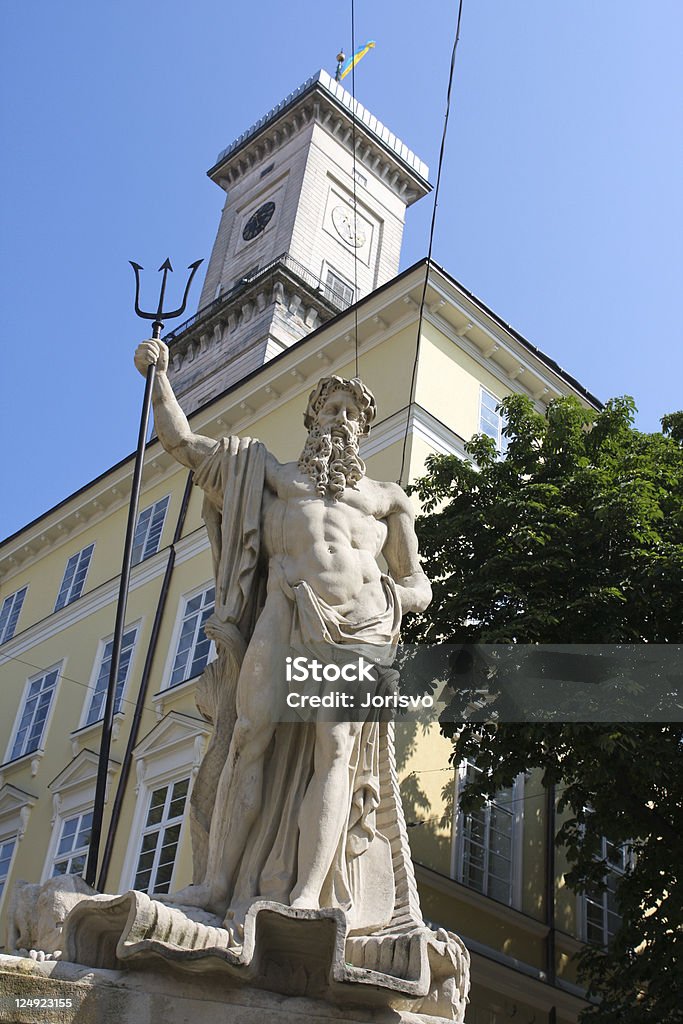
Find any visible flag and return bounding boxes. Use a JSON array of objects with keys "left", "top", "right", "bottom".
[{"left": 339, "top": 41, "right": 376, "bottom": 81}]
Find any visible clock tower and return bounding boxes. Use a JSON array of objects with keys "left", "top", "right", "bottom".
[{"left": 165, "top": 70, "right": 430, "bottom": 415}]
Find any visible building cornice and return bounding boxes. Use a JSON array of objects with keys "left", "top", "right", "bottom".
[
  {"left": 0, "top": 549, "right": 168, "bottom": 667},
  {"left": 0, "top": 261, "right": 599, "bottom": 581},
  {"left": 426, "top": 262, "right": 602, "bottom": 409},
  {"left": 466, "top": 946, "right": 587, "bottom": 1017},
  {"left": 0, "top": 455, "right": 178, "bottom": 581},
  {"left": 415, "top": 862, "right": 549, "bottom": 940},
  {"left": 209, "top": 70, "right": 430, "bottom": 206},
  {"left": 164, "top": 254, "right": 346, "bottom": 385}
]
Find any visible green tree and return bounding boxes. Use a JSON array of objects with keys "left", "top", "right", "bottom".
[{"left": 405, "top": 394, "right": 683, "bottom": 1023}]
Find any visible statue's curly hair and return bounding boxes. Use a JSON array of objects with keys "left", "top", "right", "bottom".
[{"left": 303, "top": 376, "right": 377, "bottom": 436}]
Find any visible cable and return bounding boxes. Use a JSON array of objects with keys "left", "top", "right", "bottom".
[
  {"left": 350, "top": 0, "right": 360, "bottom": 378},
  {"left": 398, "top": 0, "right": 465, "bottom": 486},
  {"left": 3, "top": 651, "right": 175, "bottom": 721},
  {"left": 407, "top": 785, "right": 568, "bottom": 828}
]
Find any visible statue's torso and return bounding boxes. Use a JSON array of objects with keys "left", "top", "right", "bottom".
[{"left": 261, "top": 462, "right": 390, "bottom": 619}]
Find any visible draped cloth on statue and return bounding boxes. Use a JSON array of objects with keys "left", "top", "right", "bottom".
[
  {"left": 189, "top": 436, "right": 268, "bottom": 884},
  {"left": 187, "top": 436, "right": 404, "bottom": 935}
]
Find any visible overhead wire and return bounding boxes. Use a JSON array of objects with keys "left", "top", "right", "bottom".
[
  {"left": 406, "top": 784, "right": 569, "bottom": 829},
  {"left": 3, "top": 651, "right": 172, "bottom": 722},
  {"left": 398, "top": 0, "right": 466, "bottom": 487},
  {"left": 350, "top": 0, "right": 360, "bottom": 378}
]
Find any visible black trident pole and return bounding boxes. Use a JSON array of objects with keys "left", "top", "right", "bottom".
[{"left": 85, "top": 258, "right": 202, "bottom": 889}]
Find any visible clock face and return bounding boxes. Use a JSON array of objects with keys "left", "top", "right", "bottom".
[
  {"left": 242, "top": 201, "right": 275, "bottom": 241},
  {"left": 331, "top": 205, "right": 366, "bottom": 248}
]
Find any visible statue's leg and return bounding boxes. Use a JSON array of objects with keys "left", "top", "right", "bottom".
[
  {"left": 290, "top": 719, "right": 363, "bottom": 910},
  {"left": 171, "top": 589, "right": 290, "bottom": 915},
  {"left": 201, "top": 588, "right": 292, "bottom": 914}
]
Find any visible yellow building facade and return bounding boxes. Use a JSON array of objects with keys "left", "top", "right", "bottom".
[{"left": 0, "top": 72, "right": 601, "bottom": 1024}]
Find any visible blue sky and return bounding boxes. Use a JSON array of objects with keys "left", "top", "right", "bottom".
[{"left": 1, "top": 0, "right": 681, "bottom": 539}]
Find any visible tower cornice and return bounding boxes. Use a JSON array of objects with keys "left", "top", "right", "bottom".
[{"left": 208, "top": 70, "right": 431, "bottom": 205}]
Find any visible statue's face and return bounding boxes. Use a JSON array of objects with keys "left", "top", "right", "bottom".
[
  {"left": 314, "top": 390, "right": 363, "bottom": 438},
  {"left": 299, "top": 387, "right": 367, "bottom": 499}
]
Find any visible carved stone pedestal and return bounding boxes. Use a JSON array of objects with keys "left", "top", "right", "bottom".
[{"left": 0, "top": 954, "right": 456, "bottom": 1024}]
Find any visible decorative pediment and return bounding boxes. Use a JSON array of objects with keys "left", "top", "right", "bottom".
[
  {"left": 0, "top": 783, "right": 36, "bottom": 840},
  {"left": 46, "top": 749, "right": 120, "bottom": 825},
  {"left": 47, "top": 748, "right": 119, "bottom": 795},
  {"left": 133, "top": 712, "right": 210, "bottom": 792},
  {"left": 135, "top": 711, "right": 209, "bottom": 761}
]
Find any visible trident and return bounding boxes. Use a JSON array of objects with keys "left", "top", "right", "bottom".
[{"left": 85, "top": 258, "right": 202, "bottom": 889}]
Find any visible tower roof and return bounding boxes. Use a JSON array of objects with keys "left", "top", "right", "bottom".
[{"left": 208, "top": 69, "right": 430, "bottom": 204}]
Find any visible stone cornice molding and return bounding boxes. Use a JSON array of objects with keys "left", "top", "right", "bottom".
[
  {"left": 209, "top": 70, "right": 430, "bottom": 206},
  {"left": 361, "top": 405, "right": 467, "bottom": 463},
  {"left": 0, "top": 549, "right": 168, "bottom": 668},
  {"left": 0, "top": 264, "right": 597, "bottom": 588},
  {"left": 424, "top": 267, "right": 601, "bottom": 411},
  {"left": 0, "top": 455, "right": 177, "bottom": 581},
  {"left": 167, "top": 261, "right": 342, "bottom": 383}
]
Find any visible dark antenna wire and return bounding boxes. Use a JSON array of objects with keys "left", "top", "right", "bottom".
[
  {"left": 350, "top": 0, "right": 360, "bottom": 378},
  {"left": 397, "top": 0, "right": 465, "bottom": 486}
]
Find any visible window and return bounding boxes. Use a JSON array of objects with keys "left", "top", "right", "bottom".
[
  {"left": 169, "top": 586, "right": 215, "bottom": 688},
  {"left": 132, "top": 496, "right": 169, "bottom": 566},
  {"left": 260, "top": 162, "right": 275, "bottom": 178},
  {"left": 325, "top": 268, "right": 354, "bottom": 307},
  {"left": 51, "top": 810, "right": 92, "bottom": 878},
  {"left": 353, "top": 168, "right": 367, "bottom": 187},
  {"left": 453, "top": 761, "right": 521, "bottom": 906},
  {"left": 0, "top": 837, "right": 17, "bottom": 902},
  {"left": 479, "top": 389, "right": 508, "bottom": 454},
  {"left": 55, "top": 544, "right": 94, "bottom": 611},
  {"left": 133, "top": 778, "right": 189, "bottom": 894},
  {"left": 119, "top": 714, "right": 209, "bottom": 894},
  {"left": 582, "top": 839, "right": 630, "bottom": 946},
  {"left": 9, "top": 666, "right": 60, "bottom": 761},
  {"left": 0, "top": 586, "right": 27, "bottom": 644},
  {"left": 85, "top": 627, "right": 138, "bottom": 726}
]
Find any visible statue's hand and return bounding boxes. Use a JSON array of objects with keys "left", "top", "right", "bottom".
[{"left": 134, "top": 339, "right": 169, "bottom": 377}]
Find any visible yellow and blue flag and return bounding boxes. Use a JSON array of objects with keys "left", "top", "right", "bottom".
[{"left": 338, "top": 41, "right": 376, "bottom": 81}]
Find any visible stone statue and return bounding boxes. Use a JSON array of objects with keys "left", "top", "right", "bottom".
[
  {"left": 56, "top": 341, "right": 469, "bottom": 1021},
  {"left": 134, "top": 338, "right": 431, "bottom": 933}
]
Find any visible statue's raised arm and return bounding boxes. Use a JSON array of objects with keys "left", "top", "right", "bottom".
[{"left": 134, "top": 339, "right": 216, "bottom": 471}]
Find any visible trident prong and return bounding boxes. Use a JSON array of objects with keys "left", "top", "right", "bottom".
[{"left": 129, "top": 257, "right": 203, "bottom": 338}]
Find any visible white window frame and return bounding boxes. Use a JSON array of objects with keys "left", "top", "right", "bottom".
[
  {"left": 0, "top": 835, "right": 18, "bottom": 907},
  {"left": 163, "top": 583, "right": 216, "bottom": 690},
  {"left": 49, "top": 809, "right": 93, "bottom": 880},
  {"left": 80, "top": 622, "right": 140, "bottom": 728},
  {"left": 478, "top": 388, "right": 508, "bottom": 454},
  {"left": 451, "top": 761, "right": 524, "bottom": 909},
  {"left": 42, "top": 748, "right": 116, "bottom": 883},
  {"left": 55, "top": 543, "right": 95, "bottom": 611},
  {"left": 0, "top": 783, "right": 35, "bottom": 912},
  {"left": 5, "top": 663, "right": 63, "bottom": 764},
  {"left": 119, "top": 712, "right": 210, "bottom": 893},
  {"left": 131, "top": 777, "right": 191, "bottom": 896},
  {"left": 322, "top": 263, "right": 355, "bottom": 307},
  {"left": 0, "top": 586, "right": 28, "bottom": 645},
  {"left": 132, "top": 496, "right": 170, "bottom": 566},
  {"left": 578, "top": 838, "right": 631, "bottom": 947}
]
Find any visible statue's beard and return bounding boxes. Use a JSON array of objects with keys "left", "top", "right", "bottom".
[{"left": 298, "top": 422, "right": 366, "bottom": 500}]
